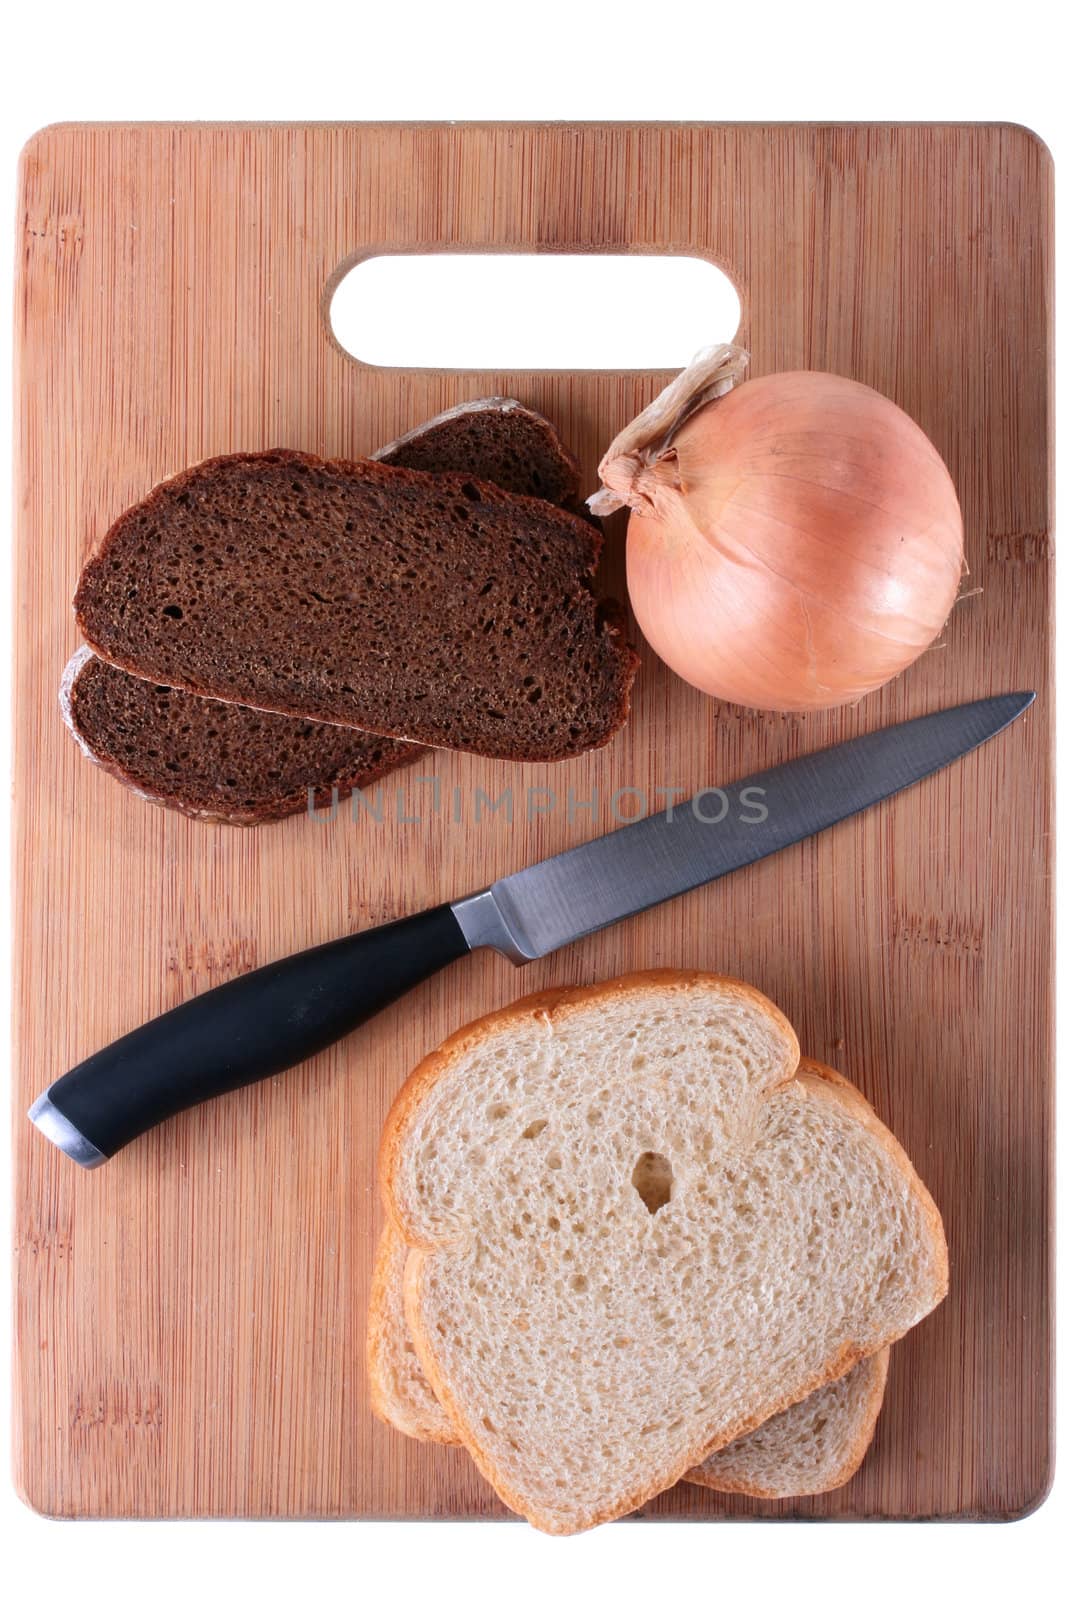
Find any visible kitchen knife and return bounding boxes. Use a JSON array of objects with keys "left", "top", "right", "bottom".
[{"left": 29, "top": 693, "right": 1033, "bottom": 1167}]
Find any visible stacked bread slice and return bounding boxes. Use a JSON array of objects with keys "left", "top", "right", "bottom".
[
  {"left": 62, "top": 401, "right": 637, "bottom": 819},
  {"left": 62, "top": 400, "right": 594, "bottom": 823},
  {"left": 369, "top": 1216, "right": 892, "bottom": 1498},
  {"left": 371, "top": 971, "right": 948, "bottom": 1533}
]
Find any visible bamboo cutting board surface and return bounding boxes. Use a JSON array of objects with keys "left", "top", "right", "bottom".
[{"left": 13, "top": 122, "right": 1053, "bottom": 1521}]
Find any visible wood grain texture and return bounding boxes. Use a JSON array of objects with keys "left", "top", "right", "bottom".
[{"left": 12, "top": 122, "right": 1053, "bottom": 1522}]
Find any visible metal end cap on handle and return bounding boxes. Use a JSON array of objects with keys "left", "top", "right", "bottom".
[{"left": 27, "top": 1091, "right": 108, "bottom": 1169}]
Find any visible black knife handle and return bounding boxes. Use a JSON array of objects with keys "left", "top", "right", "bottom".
[{"left": 30, "top": 904, "right": 470, "bottom": 1166}]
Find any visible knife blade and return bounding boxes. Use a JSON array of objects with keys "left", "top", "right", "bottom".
[
  {"left": 455, "top": 692, "right": 1035, "bottom": 961},
  {"left": 29, "top": 692, "right": 1033, "bottom": 1167}
]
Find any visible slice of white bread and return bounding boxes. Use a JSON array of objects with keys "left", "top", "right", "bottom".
[
  {"left": 689, "top": 1343, "right": 891, "bottom": 1498},
  {"left": 380, "top": 971, "right": 948, "bottom": 1534},
  {"left": 368, "top": 1213, "right": 891, "bottom": 1497},
  {"left": 368, "top": 1219, "right": 463, "bottom": 1447}
]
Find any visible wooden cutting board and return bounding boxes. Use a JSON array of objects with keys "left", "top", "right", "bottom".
[{"left": 13, "top": 122, "right": 1053, "bottom": 1521}]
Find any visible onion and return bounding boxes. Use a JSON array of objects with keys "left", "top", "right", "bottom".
[{"left": 591, "top": 348, "right": 965, "bottom": 713}]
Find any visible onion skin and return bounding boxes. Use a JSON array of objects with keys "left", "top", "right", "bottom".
[{"left": 621, "top": 371, "right": 965, "bottom": 713}]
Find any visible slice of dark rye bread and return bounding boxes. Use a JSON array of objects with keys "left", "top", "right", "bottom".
[
  {"left": 74, "top": 453, "right": 635, "bottom": 763},
  {"left": 373, "top": 398, "right": 584, "bottom": 510},
  {"left": 63, "top": 401, "right": 610, "bottom": 821},
  {"left": 61, "top": 646, "right": 422, "bottom": 825}
]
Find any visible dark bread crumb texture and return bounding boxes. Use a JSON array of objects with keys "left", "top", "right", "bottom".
[
  {"left": 74, "top": 451, "right": 635, "bottom": 762},
  {"left": 65, "top": 648, "right": 420, "bottom": 824},
  {"left": 64, "top": 402, "right": 618, "bottom": 821},
  {"left": 375, "top": 400, "right": 584, "bottom": 510}
]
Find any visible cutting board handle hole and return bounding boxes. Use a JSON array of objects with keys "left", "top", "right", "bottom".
[{"left": 327, "top": 253, "right": 741, "bottom": 370}]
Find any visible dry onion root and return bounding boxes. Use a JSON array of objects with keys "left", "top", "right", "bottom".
[{"left": 592, "top": 347, "right": 965, "bottom": 713}]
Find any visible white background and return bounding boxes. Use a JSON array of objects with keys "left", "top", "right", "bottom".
[{"left": 1, "top": 3, "right": 1062, "bottom": 1597}]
